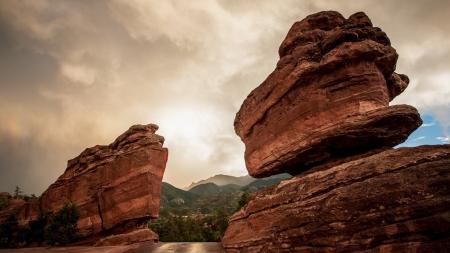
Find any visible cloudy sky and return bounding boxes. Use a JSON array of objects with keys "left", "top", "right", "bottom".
[{"left": 1, "top": 0, "right": 449, "bottom": 195}]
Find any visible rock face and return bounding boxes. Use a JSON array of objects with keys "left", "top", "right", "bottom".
[
  {"left": 94, "top": 228, "right": 158, "bottom": 247},
  {"left": 0, "top": 124, "right": 168, "bottom": 245},
  {"left": 224, "top": 11, "right": 450, "bottom": 253},
  {"left": 223, "top": 145, "right": 450, "bottom": 252},
  {"left": 234, "top": 11, "right": 421, "bottom": 178}
]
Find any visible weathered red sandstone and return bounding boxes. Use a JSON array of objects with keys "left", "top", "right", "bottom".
[
  {"left": 0, "top": 124, "right": 168, "bottom": 246},
  {"left": 234, "top": 11, "right": 421, "bottom": 178},
  {"left": 223, "top": 145, "right": 450, "bottom": 252},
  {"left": 94, "top": 228, "right": 158, "bottom": 246},
  {"left": 0, "top": 192, "right": 12, "bottom": 199},
  {"left": 225, "top": 10, "right": 449, "bottom": 253}
]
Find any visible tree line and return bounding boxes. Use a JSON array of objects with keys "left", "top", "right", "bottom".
[
  {"left": 0, "top": 186, "right": 39, "bottom": 211},
  {"left": 149, "top": 205, "right": 230, "bottom": 242},
  {"left": 0, "top": 201, "right": 81, "bottom": 248},
  {"left": 0, "top": 187, "right": 251, "bottom": 247},
  {"left": 150, "top": 191, "right": 250, "bottom": 242}
]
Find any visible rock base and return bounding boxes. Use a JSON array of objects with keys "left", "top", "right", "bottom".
[
  {"left": 94, "top": 228, "right": 158, "bottom": 247},
  {"left": 222, "top": 145, "right": 450, "bottom": 252}
]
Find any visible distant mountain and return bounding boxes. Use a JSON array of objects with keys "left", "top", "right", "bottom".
[
  {"left": 183, "top": 174, "right": 256, "bottom": 190},
  {"left": 188, "top": 183, "right": 242, "bottom": 197},
  {"left": 158, "top": 174, "right": 292, "bottom": 219},
  {"left": 160, "top": 182, "right": 200, "bottom": 204},
  {"left": 241, "top": 174, "right": 291, "bottom": 193}
]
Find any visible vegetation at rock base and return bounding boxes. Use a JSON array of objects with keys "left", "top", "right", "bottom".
[
  {"left": 235, "top": 191, "right": 250, "bottom": 212},
  {"left": 151, "top": 174, "right": 291, "bottom": 242},
  {"left": 45, "top": 201, "right": 81, "bottom": 246},
  {"left": 0, "top": 213, "right": 19, "bottom": 248},
  {"left": 13, "top": 186, "right": 39, "bottom": 203},
  {"left": 25, "top": 211, "right": 47, "bottom": 246},
  {"left": 0, "top": 186, "right": 39, "bottom": 211},
  {"left": 0, "top": 196, "right": 8, "bottom": 211},
  {"left": 150, "top": 205, "right": 229, "bottom": 242},
  {"left": 0, "top": 201, "right": 81, "bottom": 248}
]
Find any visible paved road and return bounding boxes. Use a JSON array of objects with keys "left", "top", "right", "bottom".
[
  {"left": 0, "top": 243, "right": 148, "bottom": 253},
  {"left": 129, "top": 242, "right": 227, "bottom": 253}
]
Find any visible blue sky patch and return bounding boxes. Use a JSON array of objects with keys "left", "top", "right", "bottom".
[{"left": 397, "top": 115, "right": 448, "bottom": 147}]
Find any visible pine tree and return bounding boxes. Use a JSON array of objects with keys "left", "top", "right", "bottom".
[
  {"left": 186, "top": 217, "right": 203, "bottom": 242},
  {"left": 215, "top": 205, "right": 229, "bottom": 240},
  {"left": 45, "top": 201, "right": 81, "bottom": 246},
  {"left": 236, "top": 191, "right": 250, "bottom": 212},
  {"left": 0, "top": 213, "right": 19, "bottom": 248},
  {"left": 26, "top": 210, "right": 48, "bottom": 246},
  {"left": 13, "top": 186, "right": 23, "bottom": 199}
]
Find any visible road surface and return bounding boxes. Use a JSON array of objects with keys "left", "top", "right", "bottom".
[{"left": 129, "top": 242, "right": 227, "bottom": 253}]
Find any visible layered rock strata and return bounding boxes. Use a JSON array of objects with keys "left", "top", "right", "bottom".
[
  {"left": 0, "top": 124, "right": 168, "bottom": 245},
  {"left": 234, "top": 11, "right": 421, "bottom": 178},
  {"left": 222, "top": 145, "right": 450, "bottom": 252},
  {"left": 224, "top": 10, "right": 450, "bottom": 253},
  {"left": 94, "top": 228, "right": 158, "bottom": 247}
]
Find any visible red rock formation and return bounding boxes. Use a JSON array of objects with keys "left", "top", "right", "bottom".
[
  {"left": 222, "top": 145, "right": 450, "bottom": 252},
  {"left": 0, "top": 124, "right": 168, "bottom": 245},
  {"left": 94, "top": 228, "right": 158, "bottom": 246},
  {"left": 234, "top": 11, "right": 421, "bottom": 178},
  {"left": 224, "top": 10, "right": 450, "bottom": 253},
  {"left": 0, "top": 192, "right": 12, "bottom": 199}
]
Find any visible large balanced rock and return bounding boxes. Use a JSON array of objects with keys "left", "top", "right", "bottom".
[
  {"left": 234, "top": 11, "right": 421, "bottom": 178},
  {"left": 222, "top": 145, "right": 450, "bottom": 252},
  {"left": 0, "top": 124, "right": 168, "bottom": 245},
  {"left": 224, "top": 10, "right": 450, "bottom": 253}
]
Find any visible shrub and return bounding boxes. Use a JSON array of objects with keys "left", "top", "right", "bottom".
[
  {"left": 0, "top": 196, "right": 9, "bottom": 211},
  {"left": 24, "top": 210, "right": 48, "bottom": 246},
  {"left": 45, "top": 201, "right": 81, "bottom": 246},
  {"left": 0, "top": 213, "right": 19, "bottom": 248},
  {"left": 215, "top": 205, "right": 229, "bottom": 237},
  {"left": 236, "top": 191, "right": 250, "bottom": 212}
]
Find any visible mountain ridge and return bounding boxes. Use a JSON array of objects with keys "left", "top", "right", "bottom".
[
  {"left": 158, "top": 173, "right": 291, "bottom": 218},
  {"left": 188, "top": 183, "right": 242, "bottom": 197},
  {"left": 182, "top": 174, "right": 256, "bottom": 190}
]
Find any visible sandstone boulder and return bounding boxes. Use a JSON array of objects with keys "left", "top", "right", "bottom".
[
  {"left": 234, "top": 11, "right": 421, "bottom": 178},
  {"left": 0, "top": 192, "right": 12, "bottom": 199},
  {"left": 225, "top": 10, "right": 449, "bottom": 253},
  {"left": 222, "top": 145, "right": 450, "bottom": 252},
  {"left": 0, "top": 124, "right": 168, "bottom": 246},
  {"left": 94, "top": 228, "right": 158, "bottom": 247}
]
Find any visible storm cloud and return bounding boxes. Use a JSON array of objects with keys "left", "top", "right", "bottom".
[{"left": 1, "top": 0, "right": 449, "bottom": 195}]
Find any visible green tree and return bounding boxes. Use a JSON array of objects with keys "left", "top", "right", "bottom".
[
  {"left": 11, "top": 186, "right": 38, "bottom": 203},
  {"left": 215, "top": 205, "right": 229, "bottom": 240},
  {"left": 236, "top": 191, "right": 250, "bottom": 212},
  {"left": 25, "top": 210, "right": 48, "bottom": 246},
  {"left": 149, "top": 219, "right": 164, "bottom": 236},
  {"left": 201, "top": 225, "right": 215, "bottom": 242},
  {"left": 160, "top": 216, "right": 181, "bottom": 242},
  {"left": 45, "top": 201, "right": 81, "bottom": 246},
  {"left": 13, "top": 186, "right": 23, "bottom": 199},
  {"left": 186, "top": 217, "right": 203, "bottom": 242},
  {"left": 0, "top": 196, "right": 9, "bottom": 211},
  {"left": 0, "top": 213, "right": 19, "bottom": 248},
  {"left": 22, "top": 194, "right": 39, "bottom": 203}
]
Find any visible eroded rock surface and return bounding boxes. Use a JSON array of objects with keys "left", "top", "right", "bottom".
[
  {"left": 234, "top": 11, "right": 421, "bottom": 178},
  {"left": 222, "top": 145, "right": 450, "bottom": 252},
  {"left": 224, "top": 10, "right": 449, "bottom": 253},
  {"left": 94, "top": 228, "right": 158, "bottom": 247},
  {"left": 0, "top": 124, "right": 168, "bottom": 245}
]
